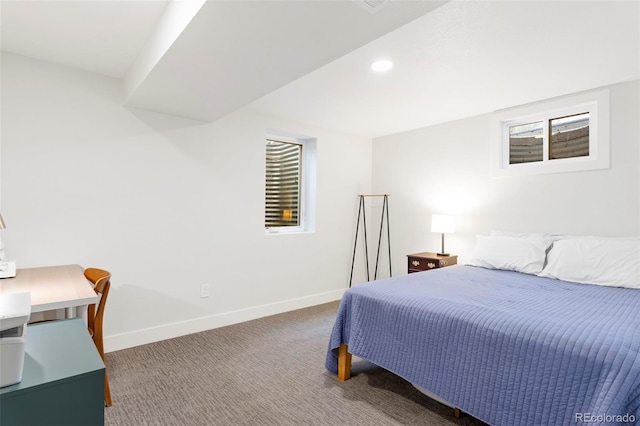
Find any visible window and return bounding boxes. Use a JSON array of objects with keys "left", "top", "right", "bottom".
[
  {"left": 508, "top": 121, "right": 544, "bottom": 164},
  {"left": 264, "top": 130, "right": 316, "bottom": 233},
  {"left": 492, "top": 89, "right": 609, "bottom": 177},
  {"left": 265, "top": 139, "right": 302, "bottom": 228},
  {"left": 549, "top": 113, "right": 590, "bottom": 160},
  {"left": 507, "top": 112, "right": 590, "bottom": 165}
]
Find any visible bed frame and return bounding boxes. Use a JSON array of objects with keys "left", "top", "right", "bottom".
[{"left": 336, "top": 343, "right": 462, "bottom": 418}]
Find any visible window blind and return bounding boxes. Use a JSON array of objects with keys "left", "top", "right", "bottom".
[{"left": 265, "top": 139, "right": 302, "bottom": 228}]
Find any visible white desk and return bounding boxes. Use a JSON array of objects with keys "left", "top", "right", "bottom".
[{"left": 0, "top": 264, "right": 98, "bottom": 321}]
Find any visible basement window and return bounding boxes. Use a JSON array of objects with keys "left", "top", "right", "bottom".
[
  {"left": 507, "top": 112, "right": 590, "bottom": 165},
  {"left": 265, "top": 130, "right": 316, "bottom": 234},
  {"left": 492, "top": 89, "right": 609, "bottom": 177}
]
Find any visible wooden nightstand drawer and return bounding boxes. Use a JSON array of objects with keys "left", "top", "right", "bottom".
[{"left": 407, "top": 252, "right": 457, "bottom": 273}]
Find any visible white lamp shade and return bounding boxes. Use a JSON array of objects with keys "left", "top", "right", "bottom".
[{"left": 431, "top": 214, "right": 455, "bottom": 234}]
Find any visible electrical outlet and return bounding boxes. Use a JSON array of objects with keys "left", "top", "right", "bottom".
[{"left": 200, "top": 284, "right": 210, "bottom": 298}]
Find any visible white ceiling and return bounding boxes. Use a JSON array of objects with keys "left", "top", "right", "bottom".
[
  {"left": 124, "top": 0, "right": 448, "bottom": 123},
  {"left": 1, "top": 0, "right": 639, "bottom": 138},
  {"left": 0, "top": 0, "right": 170, "bottom": 78},
  {"left": 248, "top": 0, "right": 640, "bottom": 137}
]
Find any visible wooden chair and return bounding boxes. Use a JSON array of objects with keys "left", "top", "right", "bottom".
[{"left": 84, "top": 267, "right": 112, "bottom": 407}]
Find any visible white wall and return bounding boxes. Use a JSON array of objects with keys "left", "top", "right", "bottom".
[
  {"left": 0, "top": 52, "right": 372, "bottom": 351},
  {"left": 3, "top": 51, "right": 637, "bottom": 351},
  {"left": 372, "top": 80, "right": 640, "bottom": 275}
]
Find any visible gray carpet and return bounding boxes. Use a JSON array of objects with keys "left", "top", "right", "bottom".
[{"left": 104, "top": 302, "right": 488, "bottom": 425}]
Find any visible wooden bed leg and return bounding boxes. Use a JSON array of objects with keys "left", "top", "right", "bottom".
[
  {"left": 337, "top": 344, "right": 352, "bottom": 381},
  {"left": 453, "top": 408, "right": 461, "bottom": 418}
]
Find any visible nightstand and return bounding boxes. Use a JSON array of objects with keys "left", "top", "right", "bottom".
[{"left": 407, "top": 252, "right": 457, "bottom": 273}]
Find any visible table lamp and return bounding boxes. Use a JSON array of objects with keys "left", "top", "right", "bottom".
[{"left": 431, "top": 214, "right": 455, "bottom": 256}]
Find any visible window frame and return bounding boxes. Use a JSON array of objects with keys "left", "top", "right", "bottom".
[
  {"left": 491, "top": 89, "right": 609, "bottom": 177},
  {"left": 264, "top": 130, "right": 316, "bottom": 235}
]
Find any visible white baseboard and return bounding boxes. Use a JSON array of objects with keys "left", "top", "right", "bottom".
[{"left": 104, "top": 288, "right": 345, "bottom": 353}]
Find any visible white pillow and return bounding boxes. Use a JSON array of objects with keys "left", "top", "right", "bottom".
[
  {"left": 491, "top": 229, "right": 566, "bottom": 241},
  {"left": 538, "top": 237, "right": 640, "bottom": 288},
  {"left": 466, "top": 235, "right": 553, "bottom": 275}
]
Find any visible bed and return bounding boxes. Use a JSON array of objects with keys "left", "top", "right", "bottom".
[{"left": 326, "top": 234, "right": 640, "bottom": 425}]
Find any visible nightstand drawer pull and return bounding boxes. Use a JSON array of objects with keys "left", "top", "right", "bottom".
[
  {"left": 441, "top": 260, "right": 448, "bottom": 266},
  {"left": 412, "top": 260, "right": 420, "bottom": 267},
  {"left": 427, "top": 262, "right": 436, "bottom": 269}
]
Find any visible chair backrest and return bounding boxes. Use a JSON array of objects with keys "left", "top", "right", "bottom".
[{"left": 84, "top": 267, "right": 111, "bottom": 359}]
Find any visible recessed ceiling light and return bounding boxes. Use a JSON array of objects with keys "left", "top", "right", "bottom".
[{"left": 371, "top": 59, "right": 393, "bottom": 72}]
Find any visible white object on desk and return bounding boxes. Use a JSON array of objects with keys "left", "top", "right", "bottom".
[
  {"left": 0, "top": 213, "right": 15, "bottom": 278},
  {"left": 0, "top": 260, "right": 17, "bottom": 279},
  {"left": 0, "top": 292, "right": 31, "bottom": 387}
]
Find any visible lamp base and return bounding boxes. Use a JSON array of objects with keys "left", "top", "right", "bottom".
[{"left": 436, "top": 252, "right": 449, "bottom": 257}]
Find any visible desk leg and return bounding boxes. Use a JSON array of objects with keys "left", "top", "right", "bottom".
[
  {"left": 65, "top": 305, "right": 89, "bottom": 326},
  {"left": 77, "top": 305, "right": 89, "bottom": 326}
]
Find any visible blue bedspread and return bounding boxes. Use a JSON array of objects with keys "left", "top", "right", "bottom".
[{"left": 326, "top": 266, "right": 640, "bottom": 425}]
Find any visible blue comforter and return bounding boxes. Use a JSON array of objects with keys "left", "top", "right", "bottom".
[{"left": 326, "top": 266, "right": 640, "bottom": 425}]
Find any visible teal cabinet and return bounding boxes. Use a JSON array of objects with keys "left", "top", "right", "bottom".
[{"left": 0, "top": 318, "right": 105, "bottom": 426}]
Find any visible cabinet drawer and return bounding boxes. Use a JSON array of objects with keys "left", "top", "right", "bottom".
[{"left": 407, "top": 253, "right": 457, "bottom": 273}]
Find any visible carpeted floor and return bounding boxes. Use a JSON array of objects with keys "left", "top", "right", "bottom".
[{"left": 104, "top": 302, "right": 488, "bottom": 425}]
